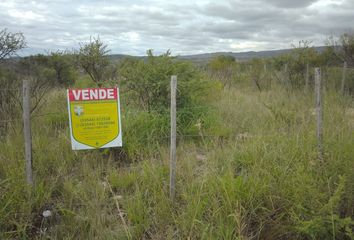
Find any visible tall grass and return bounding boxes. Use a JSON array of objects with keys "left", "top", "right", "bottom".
[{"left": 0, "top": 80, "right": 353, "bottom": 239}]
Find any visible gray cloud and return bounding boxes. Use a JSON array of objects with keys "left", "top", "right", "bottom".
[
  {"left": 254, "top": 0, "right": 318, "bottom": 8},
  {"left": 0, "top": 0, "right": 353, "bottom": 56}
]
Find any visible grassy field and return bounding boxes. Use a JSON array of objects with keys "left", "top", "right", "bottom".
[{"left": 0, "top": 79, "right": 354, "bottom": 239}]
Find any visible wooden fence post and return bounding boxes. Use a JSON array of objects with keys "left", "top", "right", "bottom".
[
  {"left": 23, "top": 80, "right": 33, "bottom": 186},
  {"left": 314, "top": 68, "right": 323, "bottom": 161},
  {"left": 305, "top": 62, "right": 309, "bottom": 91},
  {"left": 284, "top": 63, "right": 289, "bottom": 86},
  {"left": 341, "top": 61, "right": 347, "bottom": 94},
  {"left": 170, "top": 75, "right": 177, "bottom": 200}
]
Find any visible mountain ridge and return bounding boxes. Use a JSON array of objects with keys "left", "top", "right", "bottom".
[{"left": 108, "top": 46, "right": 326, "bottom": 63}]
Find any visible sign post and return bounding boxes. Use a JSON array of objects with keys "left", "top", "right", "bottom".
[{"left": 67, "top": 88, "right": 122, "bottom": 150}]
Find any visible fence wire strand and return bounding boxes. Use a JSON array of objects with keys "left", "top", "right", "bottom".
[
  {"left": 0, "top": 119, "right": 17, "bottom": 123},
  {"left": 0, "top": 109, "right": 249, "bottom": 141},
  {"left": 0, "top": 88, "right": 21, "bottom": 92}
]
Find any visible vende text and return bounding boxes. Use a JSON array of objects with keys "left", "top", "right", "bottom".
[{"left": 69, "top": 88, "right": 118, "bottom": 101}]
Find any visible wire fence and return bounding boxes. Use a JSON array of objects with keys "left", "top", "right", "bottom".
[
  {"left": 0, "top": 62, "right": 351, "bottom": 138},
  {"left": 0, "top": 92, "right": 250, "bottom": 141},
  {"left": 0, "top": 68, "right": 343, "bottom": 194},
  {"left": 1, "top": 107, "right": 220, "bottom": 121},
  {"left": 0, "top": 88, "right": 21, "bottom": 92}
]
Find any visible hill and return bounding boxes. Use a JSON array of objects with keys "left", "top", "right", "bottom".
[{"left": 108, "top": 46, "right": 327, "bottom": 63}]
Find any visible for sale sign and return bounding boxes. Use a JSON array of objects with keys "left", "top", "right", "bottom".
[{"left": 67, "top": 88, "right": 122, "bottom": 150}]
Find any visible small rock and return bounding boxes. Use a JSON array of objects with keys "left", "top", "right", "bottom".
[
  {"left": 113, "top": 195, "right": 123, "bottom": 200},
  {"left": 196, "top": 153, "right": 206, "bottom": 161},
  {"left": 101, "top": 181, "right": 108, "bottom": 189},
  {"left": 237, "top": 133, "right": 252, "bottom": 141},
  {"left": 309, "top": 108, "right": 316, "bottom": 116},
  {"left": 42, "top": 210, "right": 52, "bottom": 218}
]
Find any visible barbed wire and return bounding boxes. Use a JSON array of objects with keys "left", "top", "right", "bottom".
[
  {"left": 0, "top": 88, "right": 21, "bottom": 92},
  {"left": 0, "top": 112, "right": 66, "bottom": 123},
  {"left": 0, "top": 119, "right": 16, "bottom": 123},
  {"left": 32, "top": 112, "right": 66, "bottom": 118},
  {"left": 0, "top": 116, "right": 253, "bottom": 140},
  {"left": 0, "top": 107, "right": 216, "bottom": 123},
  {"left": 122, "top": 106, "right": 218, "bottom": 115}
]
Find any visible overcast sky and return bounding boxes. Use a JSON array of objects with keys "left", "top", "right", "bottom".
[{"left": 1, "top": 0, "right": 353, "bottom": 56}]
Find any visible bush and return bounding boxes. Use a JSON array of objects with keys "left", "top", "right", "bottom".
[
  {"left": 48, "top": 51, "right": 77, "bottom": 87},
  {"left": 248, "top": 58, "right": 272, "bottom": 91},
  {"left": 0, "top": 66, "right": 21, "bottom": 136},
  {"left": 272, "top": 41, "right": 320, "bottom": 89},
  {"left": 116, "top": 50, "right": 222, "bottom": 159},
  {"left": 207, "top": 55, "right": 237, "bottom": 88},
  {"left": 76, "top": 37, "right": 110, "bottom": 86},
  {"left": 119, "top": 50, "right": 217, "bottom": 111}
]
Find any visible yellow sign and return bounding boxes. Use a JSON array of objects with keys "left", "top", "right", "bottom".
[{"left": 67, "top": 88, "right": 122, "bottom": 150}]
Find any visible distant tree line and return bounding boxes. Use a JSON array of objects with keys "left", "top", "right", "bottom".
[{"left": 206, "top": 34, "right": 354, "bottom": 92}]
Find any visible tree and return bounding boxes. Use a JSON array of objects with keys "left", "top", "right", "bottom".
[
  {"left": 0, "top": 29, "right": 26, "bottom": 134},
  {"left": 48, "top": 51, "right": 77, "bottom": 86},
  {"left": 0, "top": 54, "right": 53, "bottom": 136},
  {"left": 325, "top": 32, "right": 354, "bottom": 67},
  {"left": 272, "top": 41, "right": 320, "bottom": 88},
  {"left": 0, "top": 28, "right": 26, "bottom": 60},
  {"left": 17, "top": 55, "right": 56, "bottom": 113},
  {"left": 119, "top": 50, "right": 216, "bottom": 111},
  {"left": 77, "top": 37, "right": 110, "bottom": 86},
  {"left": 288, "top": 41, "right": 320, "bottom": 88},
  {"left": 208, "top": 55, "right": 236, "bottom": 88},
  {"left": 339, "top": 33, "right": 354, "bottom": 67}
]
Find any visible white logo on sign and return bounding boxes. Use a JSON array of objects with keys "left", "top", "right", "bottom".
[{"left": 74, "top": 106, "right": 84, "bottom": 116}]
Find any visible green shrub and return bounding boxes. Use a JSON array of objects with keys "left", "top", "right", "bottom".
[
  {"left": 119, "top": 50, "right": 218, "bottom": 111},
  {"left": 48, "top": 51, "right": 78, "bottom": 87},
  {"left": 207, "top": 55, "right": 237, "bottom": 88},
  {"left": 0, "top": 66, "right": 21, "bottom": 127},
  {"left": 116, "top": 50, "right": 222, "bottom": 159}
]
